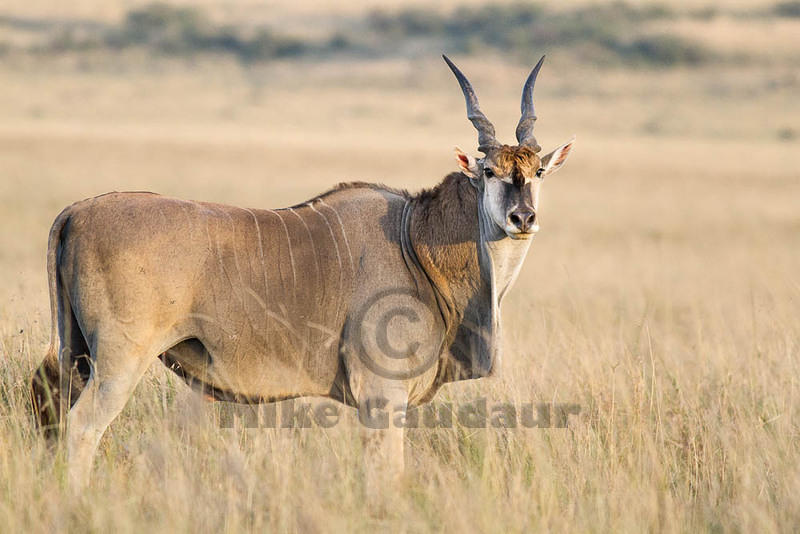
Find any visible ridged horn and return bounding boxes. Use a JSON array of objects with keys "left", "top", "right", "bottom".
[
  {"left": 443, "top": 55, "right": 500, "bottom": 153},
  {"left": 515, "top": 55, "right": 546, "bottom": 152}
]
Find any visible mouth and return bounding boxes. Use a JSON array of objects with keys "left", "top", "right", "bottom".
[
  {"left": 506, "top": 231, "right": 534, "bottom": 240},
  {"left": 505, "top": 224, "right": 539, "bottom": 240}
]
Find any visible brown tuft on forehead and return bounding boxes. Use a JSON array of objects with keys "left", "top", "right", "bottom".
[{"left": 485, "top": 145, "right": 541, "bottom": 187}]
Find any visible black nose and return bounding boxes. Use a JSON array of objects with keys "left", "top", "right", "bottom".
[{"left": 508, "top": 210, "right": 536, "bottom": 232}]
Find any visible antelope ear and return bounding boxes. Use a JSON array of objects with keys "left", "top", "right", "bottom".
[
  {"left": 454, "top": 147, "right": 479, "bottom": 178},
  {"left": 540, "top": 136, "right": 575, "bottom": 177}
]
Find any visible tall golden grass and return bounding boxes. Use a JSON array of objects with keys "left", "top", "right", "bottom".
[{"left": 1, "top": 2, "right": 799, "bottom": 531}]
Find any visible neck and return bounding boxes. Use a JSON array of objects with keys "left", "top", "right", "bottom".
[{"left": 407, "top": 173, "right": 531, "bottom": 382}]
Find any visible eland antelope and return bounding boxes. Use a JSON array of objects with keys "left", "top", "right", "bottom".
[{"left": 31, "top": 55, "right": 574, "bottom": 489}]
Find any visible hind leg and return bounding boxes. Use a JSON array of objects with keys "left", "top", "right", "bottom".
[{"left": 66, "top": 336, "right": 155, "bottom": 489}]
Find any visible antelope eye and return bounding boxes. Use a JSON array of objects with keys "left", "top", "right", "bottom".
[
  {"left": 535, "top": 168, "right": 544, "bottom": 178},
  {"left": 484, "top": 168, "right": 495, "bottom": 178}
]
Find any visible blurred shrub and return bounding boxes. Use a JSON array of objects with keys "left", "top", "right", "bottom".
[
  {"left": 118, "top": 3, "right": 207, "bottom": 52},
  {"left": 104, "top": 3, "right": 306, "bottom": 60},
  {"left": 368, "top": 8, "right": 447, "bottom": 37},
  {"left": 773, "top": 1, "right": 800, "bottom": 17},
  {"left": 690, "top": 7, "right": 720, "bottom": 20},
  {"left": 48, "top": 28, "right": 102, "bottom": 52},
  {"left": 365, "top": 2, "right": 713, "bottom": 67},
  {"left": 777, "top": 127, "right": 796, "bottom": 141},
  {"left": 612, "top": 35, "right": 712, "bottom": 66}
]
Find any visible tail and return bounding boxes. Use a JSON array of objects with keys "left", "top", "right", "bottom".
[{"left": 30, "top": 206, "right": 76, "bottom": 435}]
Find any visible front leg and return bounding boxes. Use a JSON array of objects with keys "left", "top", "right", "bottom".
[
  {"left": 341, "top": 282, "right": 444, "bottom": 504},
  {"left": 358, "top": 386, "right": 408, "bottom": 505}
]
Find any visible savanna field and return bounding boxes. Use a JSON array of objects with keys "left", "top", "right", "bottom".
[{"left": 0, "top": 0, "right": 799, "bottom": 531}]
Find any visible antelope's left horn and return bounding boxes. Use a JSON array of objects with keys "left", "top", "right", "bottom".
[{"left": 515, "top": 55, "right": 546, "bottom": 152}]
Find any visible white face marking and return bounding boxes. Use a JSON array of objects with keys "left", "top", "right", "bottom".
[
  {"left": 531, "top": 178, "right": 542, "bottom": 210},
  {"left": 529, "top": 178, "right": 542, "bottom": 233},
  {"left": 483, "top": 178, "right": 510, "bottom": 232},
  {"left": 482, "top": 175, "right": 544, "bottom": 238},
  {"left": 500, "top": 174, "right": 535, "bottom": 185}
]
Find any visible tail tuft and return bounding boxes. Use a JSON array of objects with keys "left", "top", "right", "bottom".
[{"left": 30, "top": 350, "right": 62, "bottom": 437}]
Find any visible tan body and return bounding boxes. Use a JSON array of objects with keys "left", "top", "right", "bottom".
[{"left": 55, "top": 189, "right": 415, "bottom": 404}]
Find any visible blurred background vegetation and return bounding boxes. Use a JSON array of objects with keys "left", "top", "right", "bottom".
[{"left": 1, "top": 1, "right": 799, "bottom": 66}]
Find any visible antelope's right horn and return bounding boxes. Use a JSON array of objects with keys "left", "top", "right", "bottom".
[{"left": 443, "top": 55, "right": 500, "bottom": 154}]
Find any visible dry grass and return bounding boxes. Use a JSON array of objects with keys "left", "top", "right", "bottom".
[{"left": 1, "top": 1, "right": 799, "bottom": 532}]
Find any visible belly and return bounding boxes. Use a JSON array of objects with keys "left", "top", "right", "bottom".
[{"left": 161, "top": 331, "right": 340, "bottom": 402}]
